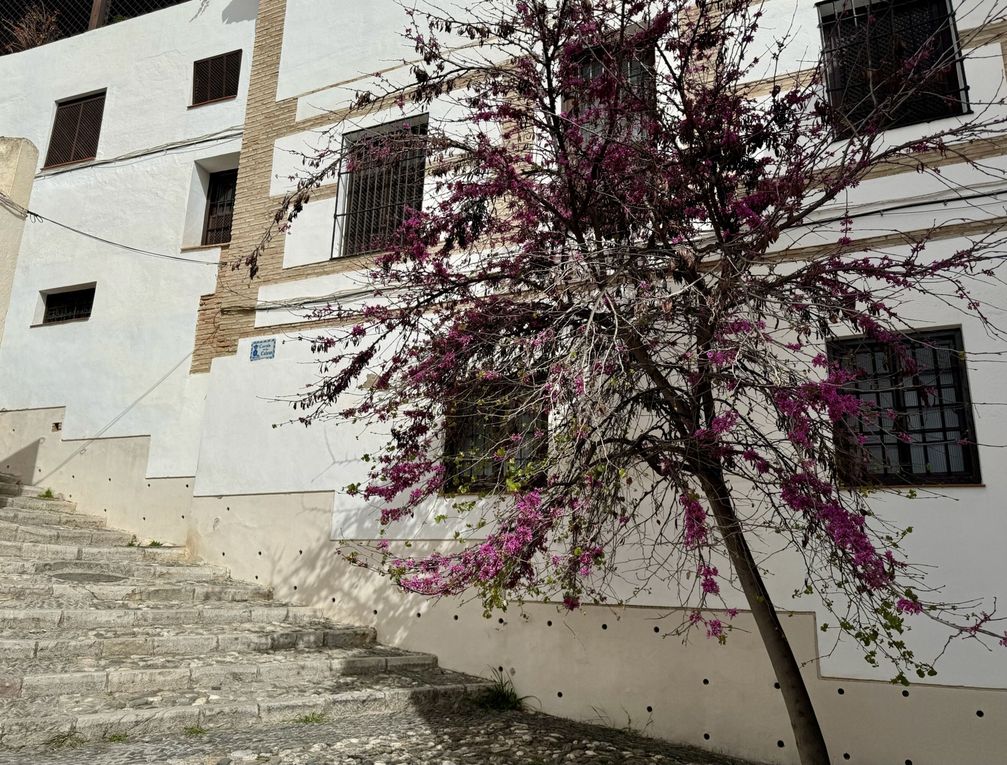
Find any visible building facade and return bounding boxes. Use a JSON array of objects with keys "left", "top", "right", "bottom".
[{"left": 1, "top": 1, "right": 1006, "bottom": 762}]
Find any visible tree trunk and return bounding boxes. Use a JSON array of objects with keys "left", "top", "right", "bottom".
[{"left": 700, "top": 469, "right": 831, "bottom": 765}]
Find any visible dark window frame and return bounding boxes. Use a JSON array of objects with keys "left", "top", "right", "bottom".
[
  {"left": 442, "top": 382, "right": 549, "bottom": 495},
  {"left": 564, "top": 41, "right": 658, "bottom": 135},
  {"left": 191, "top": 49, "right": 242, "bottom": 107},
  {"left": 43, "top": 91, "right": 107, "bottom": 170},
  {"left": 828, "top": 328, "right": 981, "bottom": 487},
  {"left": 817, "top": 0, "right": 969, "bottom": 139},
  {"left": 335, "top": 114, "right": 429, "bottom": 259},
  {"left": 41, "top": 285, "right": 96, "bottom": 325},
  {"left": 201, "top": 169, "right": 238, "bottom": 246}
]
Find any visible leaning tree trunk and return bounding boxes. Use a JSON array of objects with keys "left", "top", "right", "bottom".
[{"left": 700, "top": 469, "right": 831, "bottom": 765}]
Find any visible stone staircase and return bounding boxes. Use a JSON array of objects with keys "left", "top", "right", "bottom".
[{"left": 0, "top": 473, "right": 490, "bottom": 751}]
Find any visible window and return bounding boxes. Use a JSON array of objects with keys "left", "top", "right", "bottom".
[
  {"left": 337, "top": 115, "right": 428, "bottom": 258},
  {"left": 202, "top": 169, "right": 238, "bottom": 245},
  {"left": 818, "top": 0, "right": 968, "bottom": 138},
  {"left": 44, "top": 91, "right": 106, "bottom": 169},
  {"left": 42, "top": 286, "right": 95, "bottom": 325},
  {"left": 828, "top": 329, "right": 980, "bottom": 486},
  {"left": 192, "top": 50, "right": 242, "bottom": 106},
  {"left": 567, "top": 43, "right": 657, "bottom": 138},
  {"left": 443, "top": 384, "right": 548, "bottom": 493}
]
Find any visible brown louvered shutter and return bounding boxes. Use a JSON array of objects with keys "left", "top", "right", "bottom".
[
  {"left": 44, "top": 92, "right": 106, "bottom": 169},
  {"left": 192, "top": 50, "right": 243, "bottom": 106},
  {"left": 202, "top": 169, "right": 238, "bottom": 245}
]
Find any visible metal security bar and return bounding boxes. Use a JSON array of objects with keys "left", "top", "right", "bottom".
[
  {"left": 1, "top": 0, "right": 189, "bottom": 55},
  {"left": 42, "top": 287, "right": 96, "bottom": 325},
  {"left": 818, "top": 0, "right": 968, "bottom": 138},
  {"left": 337, "top": 115, "right": 429, "bottom": 258},
  {"left": 829, "top": 329, "right": 981, "bottom": 486}
]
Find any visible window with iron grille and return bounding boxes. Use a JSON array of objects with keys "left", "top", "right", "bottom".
[
  {"left": 192, "top": 50, "right": 242, "bottom": 106},
  {"left": 336, "top": 115, "right": 428, "bottom": 258},
  {"left": 42, "top": 286, "right": 96, "bottom": 325},
  {"left": 443, "top": 384, "right": 549, "bottom": 493},
  {"left": 567, "top": 43, "right": 657, "bottom": 137},
  {"left": 202, "top": 169, "right": 238, "bottom": 246},
  {"left": 828, "top": 329, "right": 981, "bottom": 486},
  {"left": 817, "top": 0, "right": 968, "bottom": 138},
  {"left": 44, "top": 91, "right": 106, "bottom": 169}
]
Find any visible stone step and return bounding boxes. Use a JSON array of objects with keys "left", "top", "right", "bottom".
[
  {"left": 0, "top": 577, "right": 270, "bottom": 604},
  {"left": 0, "top": 473, "right": 18, "bottom": 484},
  {"left": 4, "top": 646, "right": 438, "bottom": 699},
  {"left": 0, "top": 519, "right": 133, "bottom": 546},
  {"left": 0, "top": 484, "right": 19, "bottom": 497},
  {"left": 0, "top": 558, "right": 231, "bottom": 583},
  {"left": 0, "top": 669, "right": 490, "bottom": 748},
  {"left": 0, "top": 624, "right": 376, "bottom": 661},
  {"left": 0, "top": 539, "right": 187, "bottom": 563},
  {"left": 0, "top": 505, "right": 107, "bottom": 530},
  {"left": 0, "top": 603, "right": 321, "bottom": 630},
  {"left": 0, "top": 495, "right": 77, "bottom": 513}
]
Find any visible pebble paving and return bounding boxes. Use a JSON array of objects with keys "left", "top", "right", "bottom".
[{"left": 0, "top": 710, "right": 758, "bottom": 765}]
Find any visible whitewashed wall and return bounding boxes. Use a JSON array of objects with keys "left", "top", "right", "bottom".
[{"left": 0, "top": 0, "right": 257, "bottom": 477}]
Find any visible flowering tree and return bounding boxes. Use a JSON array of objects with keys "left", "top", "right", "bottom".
[{"left": 265, "top": 1, "right": 1007, "bottom": 762}]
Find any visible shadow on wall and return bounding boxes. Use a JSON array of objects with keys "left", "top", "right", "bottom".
[
  {"left": 1, "top": 438, "right": 40, "bottom": 483},
  {"left": 191, "top": 0, "right": 257, "bottom": 24}
]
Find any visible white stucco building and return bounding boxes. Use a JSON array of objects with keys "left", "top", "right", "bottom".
[{"left": 1, "top": 1, "right": 1006, "bottom": 762}]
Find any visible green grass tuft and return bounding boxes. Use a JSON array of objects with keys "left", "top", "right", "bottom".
[
  {"left": 474, "top": 667, "right": 530, "bottom": 712},
  {"left": 293, "top": 712, "right": 327, "bottom": 725},
  {"left": 183, "top": 725, "right": 208, "bottom": 737}
]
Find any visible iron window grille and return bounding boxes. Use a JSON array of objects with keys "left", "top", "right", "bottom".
[
  {"left": 817, "top": 0, "right": 968, "bottom": 139},
  {"left": 42, "top": 286, "right": 96, "bottom": 324},
  {"left": 202, "top": 169, "right": 238, "bottom": 246},
  {"left": 443, "top": 384, "right": 549, "bottom": 493},
  {"left": 828, "top": 328, "right": 981, "bottom": 486},
  {"left": 566, "top": 43, "right": 657, "bottom": 137},
  {"left": 44, "top": 91, "right": 106, "bottom": 169},
  {"left": 192, "top": 50, "right": 242, "bottom": 106},
  {"left": 336, "top": 115, "right": 429, "bottom": 259}
]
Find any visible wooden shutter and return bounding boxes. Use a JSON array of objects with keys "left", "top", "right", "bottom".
[
  {"left": 192, "top": 50, "right": 243, "bottom": 106},
  {"left": 202, "top": 170, "right": 238, "bottom": 245},
  {"left": 44, "top": 92, "right": 106, "bottom": 169}
]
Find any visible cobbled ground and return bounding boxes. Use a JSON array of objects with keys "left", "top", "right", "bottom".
[{"left": 0, "top": 710, "right": 759, "bottom": 765}]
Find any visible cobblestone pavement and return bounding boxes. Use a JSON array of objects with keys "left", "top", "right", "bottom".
[{"left": 0, "top": 710, "right": 759, "bottom": 765}]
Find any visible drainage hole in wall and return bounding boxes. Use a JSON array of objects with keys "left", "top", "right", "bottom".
[
  {"left": 453, "top": 615, "right": 459, "bottom": 621},
  {"left": 185, "top": 483, "right": 189, "bottom": 488},
  {"left": 843, "top": 754, "right": 851, "bottom": 760},
  {"left": 702, "top": 678, "right": 709, "bottom": 685},
  {"left": 653, "top": 626, "right": 660, "bottom": 634},
  {"left": 557, "top": 692, "right": 563, "bottom": 698},
  {"left": 108, "top": 477, "right": 111, "bottom": 482},
  {"left": 331, "top": 597, "right": 335, "bottom": 603},
  {"left": 498, "top": 618, "right": 504, "bottom": 624},
  {"left": 142, "top": 517, "right": 146, "bottom": 521},
  {"left": 547, "top": 620, "right": 553, "bottom": 627},
  {"left": 373, "top": 610, "right": 378, "bottom": 616},
  {"left": 254, "top": 576, "right": 258, "bottom": 580},
  {"left": 703, "top": 733, "right": 710, "bottom": 741},
  {"left": 498, "top": 666, "right": 504, "bottom": 672},
  {"left": 906, "top": 760, "right": 913, "bottom": 765},
  {"left": 902, "top": 690, "right": 909, "bottom": 698},
  {"left": 777, "top": 741, "right": 785, "bottom": 748},
  {"left": 774, "top": 682, "right": 780, "bottom": 689},
  {"left": 147, "top": 483, "right": 150, "bottom": 488},
  {"left": 416, "top": 612, "right": 421, "bottom": 618},
  {"left": 258, "top": 551, "right": 262, "bottom": 556},
  {"left": 837, "top": 688, "right": 845, "bottom": 695},
  {"left": 221, "top": 552, "right": 225, "bottom": 557},
  {"left": 646, "top": 705, "right": 653, "bottom": 713},
  {"left": 71, "top": 475, "right": 75, "bottom": 480},
  {"left": 977, "top": 710, "right": 985, "bottom": 718},
  {"left": 299, "top": 550, "right": 303, "bottom": 555},
  {"left": 226, "top": 507, "right": 230, "bottom": 512},
  {"left": 601, "top": 623, "right": 608, "bottom": 630}
]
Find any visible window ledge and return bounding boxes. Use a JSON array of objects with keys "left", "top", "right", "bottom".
[
  {"left": 844, "top": 483, "right": 986, "bottom": 491},
  {"left": 38, "top": 158, "right": 97, "bottom": 175},
  {"left": 181, "top": 243, "right": 230, "bottom": 253},
  {"left": 30, "top": 318, "right": 91, "bottom": 328},
  {"left": 189, "top": 96, "right": 238, "bottom": 110}
]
